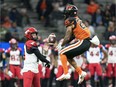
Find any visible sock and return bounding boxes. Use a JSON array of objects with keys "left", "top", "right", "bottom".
[
  {"left": 60, "top": 54, "right": 68, "bottom": 74},
  {"left": 75, "top": 66, "right": 82, "bottom": 75}
]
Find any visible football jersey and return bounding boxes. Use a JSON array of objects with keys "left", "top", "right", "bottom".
[
  {"left": 6, "top": 47, "right": 22, "bottom": 65},
  {"left": 64, "top": 16, "right": 90, "bottom": 40},
  {"left": 107, "top": 46, "right": 116, "bottom": 63},
  {"left": 86, "top": 47, "right": 101, "bottom": 63},
  {"left": 74, "top": 55, "right": 83, "bottom": 67},
  {"left": 38, "top": 44, "right": 51, "bottom": 62},
  {"left": 23, "top": 40, "right": 39, "bottom": 73}
]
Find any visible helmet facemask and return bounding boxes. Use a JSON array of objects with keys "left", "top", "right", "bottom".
[
  {"left": 109, "top": 35, "right": 116, "bottom": 45},
  {"left": 10, "top": 43, "right": 18, "bottom": 50},
  {"left": 25, "top": 27, "right": 38, "bottom": 41},
  {"left": 64, "top": 5, "right": 78, "bottom": 20},
  {"left": 31, "top": 32, "right": 38, "bottom": 41},
  {"left": 9, "top": 38, "right": 18, "bottom": 50}
]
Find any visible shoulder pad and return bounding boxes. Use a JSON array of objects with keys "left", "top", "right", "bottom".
[
  {"left": 5, "top": 48, "right": 11, "bottom": 53},
  {"left": 18, "top": 47, "right": 22, "bottom": 51},
  {"left": 64, "top": 17, "right": 76, "bottom": 27},
  {"left": 98, "top": 44, "right": 103, "bottom": 48},
  {"left": 105, "top": 44, "right": 110, "bottom": 48},
  {"left": 0, "top": 48, "right": 5, "bottom": 53},
  {"left": 26, "top": 40, "right": 37, "bottom": 50}
]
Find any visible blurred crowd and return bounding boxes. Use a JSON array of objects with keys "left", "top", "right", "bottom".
[{"left": 0, "top": 0, "right": 116, "bottom": 43}]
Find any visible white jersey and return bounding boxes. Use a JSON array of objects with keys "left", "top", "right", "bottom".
[
  {"left": 6, "top": 48, "right": 22, "bottom": 65},
  {"left": 86, "top": 47, "right": 101, "bottom": 63},
  {"left": 107, "top": 46, "right": 116, "bottom": 63},
  {"left": 38, "top": 45, "right": 51, "bottom": 62},
  {"left": 74, "top": 55, "right": 83, "bottom": 67},
  {"left": 22, "top": 45, "right": 39, "bottom": 73}
]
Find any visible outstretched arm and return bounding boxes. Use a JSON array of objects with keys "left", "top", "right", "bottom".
[{"left": 32, "top": 47, "right": 50, "bottom": 63}]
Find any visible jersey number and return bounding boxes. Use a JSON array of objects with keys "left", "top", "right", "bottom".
[
  {"left": 90, "top": 52, "right": 99, "bottom": 56},
  {"left": 11, "top": 55, "right": 19, "bottom": 61},
  {"left": 109, "top": 51, "right": 113, "bottom": 56}
]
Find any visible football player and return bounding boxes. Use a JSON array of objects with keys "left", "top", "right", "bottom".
[
  {"left": 0, "top": 48, "right": 6, "bottom": 87},
  {"left": 105, "top": 35, "right": 116, "bottom": 87},
  {"left": 22, "top": 27, "right": 50, "bottom": 87},
  {"left": 56, "top": 4, "right": 100, "bottom": 84},
  {"left": 6, "top": 38, "right": 23, "bottom": 87},
  {"left": 86, "top": 43, "right": 107, "bottom": 87}
]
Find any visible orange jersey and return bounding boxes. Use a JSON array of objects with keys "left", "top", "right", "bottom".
[{"left": 65, "top": 16, "right": 90, "bottom": 40}]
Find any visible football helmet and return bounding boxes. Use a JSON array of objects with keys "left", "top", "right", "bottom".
[
  {"left": 9, "top": 38, "right": 18, "bottom": 49},
  {"left": 109, "top": 35, "right": 116, "bottom": 45},
  {"left": 48, "top": 33, "right": 56, "bottom": 46},
  {"left": 25, "top": 27, "right": 38, "bottom": 40},
  {"left": 109, "top": 35, "right": 116, "bottom": 40},
  {"left": 9, "top": 38, "right": 17, "bottom": 44},
  {"left": 64, "top": 4, "right": 78, "bottom": 19}
]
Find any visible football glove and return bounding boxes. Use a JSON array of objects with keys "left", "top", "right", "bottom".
[{"left": 45, "top": 62, "right": 50, "bottom": 68}]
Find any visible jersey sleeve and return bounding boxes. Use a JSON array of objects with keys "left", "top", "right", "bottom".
[
  {"left": 0, "top": 48, "right": 5, "bottom": 53},
  {"left": 105, "top": 44, "right": 110, "bottom": 49},
  {"left": 26, "top": 40, "right": 38, "bottom": 50},
  {"left": 64, "top": 17, "right": 77, "bottom": 28}
]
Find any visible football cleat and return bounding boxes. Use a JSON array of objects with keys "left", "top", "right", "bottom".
[
  {"left": 56, "top": 73, "right": 71, "bottom": 81},
  {"left": 78, "top": 71, "right": 87, "bottom": 84}
]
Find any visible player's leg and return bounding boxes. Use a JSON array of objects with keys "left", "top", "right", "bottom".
[
  {"left": 16, "top": 66, "right": 23, "bottom": 87},
  {"left": 56, "top": 54, "right": 71, "bottom": 81},
  {"left": 9, "top": 65, "right": 15, "bottom": 87},
  {"left": 23, "top": 71, "right": 34, "bottom": 87},
  {"left": 67, "top": 58, "right": 87, "bottom": 84},
  {"left": 33, "top": 73, "right": 41, "bottom": 87},
  {"left": 106, "top": 63, "right": 112, "bottom": 86},
  {"left": 112, "top": 64, "right": 116, "bottom": 87},
  {"left": 58, "top": 40, "right": 84, "bottom": 79},
  {"left": 65, "top": 39, "right": 91, "bottom": 84},
  {"left": 96, "top": 63, "right": 104, "bottom": 87},
  {"left": 57, "top": 39, "right": 91, "bottom": 83},
  {"left": 67, "top": 58, "right": 82, "bottom": 75},
  {"left": 59, "top": 54, "right": 68, "bottom": 74},
  {"left": 88, "top": 63, "right": 95, "bottom": 87}
]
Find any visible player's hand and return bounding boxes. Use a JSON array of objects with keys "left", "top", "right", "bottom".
[
  {"left": 57, "top": 42, "right": 62, "bottom": 51},
  {"left": 57, "top": 39, "right": 64, "bottom": 51},
  {"left": 8, "top": 71, "right": 13, "bottom": 77},
  {"left": 45, "top": 62, "right": 50, "bottom": 68}
]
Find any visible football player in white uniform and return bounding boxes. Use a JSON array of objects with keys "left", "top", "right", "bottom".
[
  {"left": 6, "top": 38, "right": 23, "bottom": 87},
  {"left": 86, "top": 43, "right": 107, "bottom": 87},
  {"left": 105, "top": 35, "right": 116, "bottom": 87},
  {"left": 22, "top": 27, "right": 50, "bottom": 87}
]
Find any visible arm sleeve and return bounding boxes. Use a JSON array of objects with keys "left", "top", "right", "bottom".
[
  {"left": 26, "top": 40, "right": 50, "bottom": 63},
  {"left": 31, "top": 47, "right": 50, "bottom": 63}
]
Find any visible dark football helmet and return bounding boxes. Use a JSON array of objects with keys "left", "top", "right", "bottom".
[{"left": 64, "top": 4, "right": 78, "bottom": 19}]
